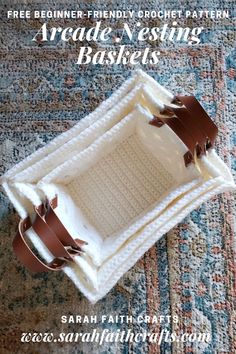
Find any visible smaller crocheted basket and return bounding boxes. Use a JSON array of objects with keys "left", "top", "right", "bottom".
[{"left": 1, "top": 70, "right": 235, "bottom": 303}]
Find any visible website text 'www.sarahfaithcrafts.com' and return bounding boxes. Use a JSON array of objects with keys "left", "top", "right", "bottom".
[{"left": 21, "top": 329, "right": 211, "bottom": 345}]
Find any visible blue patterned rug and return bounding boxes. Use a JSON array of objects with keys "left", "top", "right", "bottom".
[{"left": 0, "top": 1, "right": 235, "bottom": 353}]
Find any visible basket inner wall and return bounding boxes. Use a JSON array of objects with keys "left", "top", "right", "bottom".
[{"left": 66, "top": 132, "right": 175, "bottom": 239}]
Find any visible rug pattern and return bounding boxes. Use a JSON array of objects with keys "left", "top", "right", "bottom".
[{"left": 0, "top": 0, "right": 235, "bottom": 353}]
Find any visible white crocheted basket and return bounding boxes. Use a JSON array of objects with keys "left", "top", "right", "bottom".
[{"left": 1, "top": 70, "right": 235, "bottom": 303}]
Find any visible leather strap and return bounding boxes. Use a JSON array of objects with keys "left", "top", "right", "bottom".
[
  {"left": 149, "top": 113, "right": 197, "bottom": 165},
  {"left": 150, "top": 96, "right": 218, "bottom": 166},
  {"left": 12, "top": 197, "right": 87, "bottom": 273},
  {"left": 12, "top": 217, "right": 66, "bottom": 272},
  {"left": 33, "top": 204, "right": 81, "bottom": 261},
  {"left": 174, "top": 96, "right": 218, "bottom": 148},
  {"left": 45, "top": 196, "right": 87, "bottom": 249},
  {"left": 164, "top": 105, "right": 207, "bottom": 156}
]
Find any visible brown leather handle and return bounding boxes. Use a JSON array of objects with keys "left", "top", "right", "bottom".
[
  {"left": 149, "top": 96, "right": 218, "bottom": 166},
  {"left": 149, "top": 114, "right": 197, "bottom": 165},
  {"left": 33, "top": 204, "right": 82, "bottom": 261},
  {"left": 174, "top": 96, "right": 218, "bottom": 148},
  {"left": 164, "top": 105, "right": 207, "bottom": 156},
  {"left": 12, "top": 217, "right": 66, "bottom": 272},
  {"left": 12, "top": 197, "right": 87, "bottom": 273},
  {"left": 45, "top": 196, "right": 87, "bottom": 249}
]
